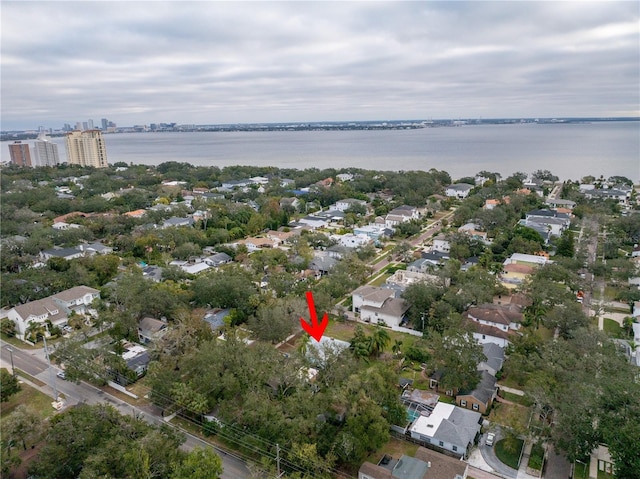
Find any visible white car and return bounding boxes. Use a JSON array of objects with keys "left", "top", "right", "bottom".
[
  {"left": 486, "top": 432, "right": 495, "bottom": 447},
  {"left": 56, "top": 371, "right": 66, "bottom": 380}
]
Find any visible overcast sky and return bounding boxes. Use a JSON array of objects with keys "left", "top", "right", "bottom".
[{"left": 2, "top": 1, "right": 639, "bottom": 130}]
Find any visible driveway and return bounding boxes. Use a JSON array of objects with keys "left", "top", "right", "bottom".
[
  {"left": 479, "top": 428, "right": 519, "bottom": 479},
  {"left": 543, "top": 445, "right": 571, "bottom": 479}
]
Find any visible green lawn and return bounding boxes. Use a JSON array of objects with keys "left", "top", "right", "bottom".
[
  {"left": 500, "top": 391, "right": 533, "bottom": 407},
  {"left": 574, "top": 462, "right": 589, "bottom": 479},
  {"left": 495, "top": 437, "right": 524, "bottom": 469},
  {"left": 598, "top": 469, "right": 615, "bottom": 479},
  {"left": 603, "top": 318, "right": 624, "bottom": 338},
  {"left": 0, "top": 380, "right": 56, "bottom": 427},
  {"left": 0, "top": 333, "right": 38, "bottom": 349},
  {"left": 365, "top": 437, "right": 418, "bottom": 465},
  {"left": 370, "top": 273, "right": 392, "bottom": 286},
  {"left": 324, "top": 319, "right": 422, "bottom": 354},
  {"left": 527, "top": 442, "right": 545, "bottom": 471}
]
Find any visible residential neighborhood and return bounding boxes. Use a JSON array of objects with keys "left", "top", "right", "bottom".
[{"left": 1, "top": 164, "right": 639, "bottom": 479}]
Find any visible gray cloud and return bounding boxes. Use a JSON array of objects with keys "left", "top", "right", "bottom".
[{"left": 1, "top": 1, "right": 638, "bottom": 129}]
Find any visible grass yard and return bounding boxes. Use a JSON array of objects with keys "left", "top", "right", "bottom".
[
  {"left": 574, "top": 462, "right": 589, "bottom": 479},
  {"left": 370, "top": 273, "right": 392, "bottom": 286},
  {"left": 603, "top": 318, "right": 624, "bottom": 338},
  {"left": 365, "top": 437, "right": 418, "bottom": 465},
  {"left": 488, "top": 402, "right": 531, "bottom": 431},
  {"left": 0, "top": 333, "right": 38, "bottom": 349},
  {"left": 597, "top": 469, "right": 615, "bottom": 479},
  {"left": 527, "top": 442, "right": 545, "bottom": 471},
  {"left": 497, "top": 374, "right": 528, "bottom": 389},
  {"left": 500, "top": 391, "right": 533, "bottom": 407},
  {"left": 324, "top": 320, "right": 422, "bottom": 354},
  {"left": 603, "top": 286, "right": 619, "bottom": 302},
  {"left": 0, "top": 380, "right": 56, "bottom": 426},
  {"left": 495, "top": 437, "right": 524, "bottom": 469}
]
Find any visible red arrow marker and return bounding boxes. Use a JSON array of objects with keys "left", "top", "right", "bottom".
[{"left": 300, "top": 291, "right": 328, "bottom": 342}]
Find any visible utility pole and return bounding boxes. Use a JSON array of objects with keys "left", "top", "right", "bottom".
[
  {"left": 276, "top": 443, "right": 282, "bottom": 478},
  {"left": 6, "top": 347, "right": 15, "bottom": 377},
  {"left": 42, "top": 335, "right": 58, "bottom": 401}
]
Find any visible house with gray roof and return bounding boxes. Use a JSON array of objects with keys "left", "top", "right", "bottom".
[
  {"left": 162, "top": 216, "right": 195, "bottom": 228},
  {"left": 309, "top": 255, "right": 338, "bottom": 276},
  {"left": 137, "top": 317, "right": 168, "bottom": 344},
  {"left": 352, "top": 285, "right": 410, "bottom": 328},
  {"left": 420, "top": 250, "right": 449, "bottom": 266},
  {"left": 455, "top": 371, "right": 498, "bottom": 414},
  {"left": 409, "top": 402, "right": 481, "bottom": 458},
  {"left": 40, "top": 247, "right": 85, "bottom": 261},
  {"left": 203, "top": 308, "right": 230, "bottom": 331},
  {"left": 478, "top": 343, "right": 505, "bottom": 377},
  {"left": 78, "top": 242, "right": 114, "bottom": 255},
  {"left": 358, "top": 446, "right": 467, "bottom": 479},
  {"left": 407, "top": 258, "right": 431, "bottom": 274},
  {"left": 141, "top": 265, "right": 164, "bottom": 282},
  {"left": 545, "top": 198, "right": 576, "bottom": 209},
  {"left": 203, "top": 252, "right": 233, "bottom": 267}
]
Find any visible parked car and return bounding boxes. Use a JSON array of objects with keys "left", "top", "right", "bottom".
[
  {"left": 56, "top": 371, "right": 66, "bottom": 380},
  {"left": 486, "top": 432, "right": 495, "bottom": 447}
]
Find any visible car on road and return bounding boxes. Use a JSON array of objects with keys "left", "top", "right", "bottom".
[
  {"left": 486, "top": 432, "right": 495, "bottom": 447},
  {"left": 56, "top": 371, "right": 66, "bottom": 380}
]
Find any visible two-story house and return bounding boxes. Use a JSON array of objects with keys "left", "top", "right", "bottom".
[
  {"left": 352, "top": 285, "right": 410, "bottom": 328},
  {"left": 8, "top": 286, "right": 100, "bottom": 341},
  {"left": 464, "top": 304, "right": 523, "bottom": 347}
]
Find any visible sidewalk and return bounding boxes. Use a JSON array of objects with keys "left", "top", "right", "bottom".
[{"left": 517, "top": 442, "right": 538, "bottom": 479}]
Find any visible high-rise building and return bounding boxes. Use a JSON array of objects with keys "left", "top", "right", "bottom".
[
  {"left": 65, "top": 130, "right": 109, "bottom": 168},
  {"left": 8, "top": 141, "right": 32, "bottom": 167},
  {"left": 101, "top": 118, "right": 108, "bottom": 130},
  {"left": 87, "top": 119, "right": 94, "bottom": 129},
  {"left": 33, "top": 133, "right": 60, "bottom": 167}
]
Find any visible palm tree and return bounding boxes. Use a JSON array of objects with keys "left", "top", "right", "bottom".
[
  {"left": 25, "top": 321, "right": 46, "bottom": 343},
  {"left": 370, "top": 327, "right": 391, "bottom": 357},
  {"left": 392, "top": 339, "right": 403, "bottom": 357},
  {"left": 297, "top": 334, "right": 311, "bottom": 356}
]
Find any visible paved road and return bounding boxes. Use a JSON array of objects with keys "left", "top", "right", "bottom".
[
  {"left": 367, "top": 209, "right": 455, "bottom": 277},
  {"left": 1, "top": 341, "right": 49, "bottom": 376},
  {"left": 1, "top": 339, "right": 251, "bottom": 479}
]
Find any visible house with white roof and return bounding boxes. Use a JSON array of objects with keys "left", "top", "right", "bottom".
[
  {"left": 384, "top": 206, "right": 419, "bottom": 229},
  {"left": 432, "top": 234, "right": 450, "bottom": 253},
  {"left": 445, "top": 183, "right": 474, "bottom": 199},
  {"left": 408, "top": 402, "right": 481, "bottom": 458},
  {"left": 353, "top": 224, "right": 393, "bottom": 241},
  {"left": 334, "top": 198, "right": 367, "bottom": 212},
  {"left": 504, "top": 252, "right": 551, "bottom": 266},
  {"left": 333, "top": 233, "right": 372, "bottom": 248}
]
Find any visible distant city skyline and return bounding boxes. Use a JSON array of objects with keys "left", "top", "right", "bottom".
[{"left": 2, "top": 2, "right": 638, "bottom": 130}]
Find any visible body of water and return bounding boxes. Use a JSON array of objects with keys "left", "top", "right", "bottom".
[{"left": 4, "top": 121, "right": 639, "bottom": 181}]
